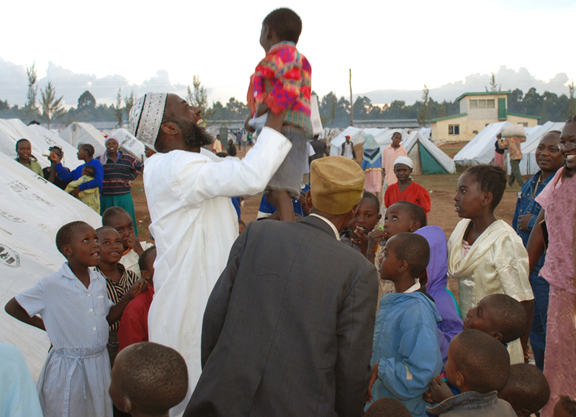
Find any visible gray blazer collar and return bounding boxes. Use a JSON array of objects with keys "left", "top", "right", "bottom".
[{"left": 299, "top": 215, "right": 340, "bottom": 240}]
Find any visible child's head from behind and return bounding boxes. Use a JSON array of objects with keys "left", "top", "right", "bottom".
[
  {"left": 260, "top": 8, "right": 302, "bottom": 51},
  {"left": 82, "top": 165, "right": 96, "bottom": 178},
  {"left": 455, "top": 165, "right": 506, "bottom": 218},
  {"left": 56, "top": 221, "right": 100, "bottom": 266},
  {"left": 138, "top": 246, "right": 156, "bottom": 287},
  {"left": 445, "top": 329, "right": 510, "bottom": 393},
  {"left": 463, "top": 294, "right": 527, "bottom": 344},
  {"left": 95, "top": 226, "right": 123, "bottom": 265},
  {"left": 497, "top": 364, "right": 550, "bottom": 417},
  {"left": 109, "top": 342, "right": 188, "bottom": 417},
  {"left": 380, "top": 233, "right": 430, "bottom": 283},
  {"left": 384, "top": 201, "right": 426, "bottom": 239},
  {"left": 348, "top": 192, "right": 381, "bottom": 233},
  {"left": 555, "top": 396, "right": 576, "bottom": 417},
  {"left": 363, "top": 397, "right": 411, "bottom": 417},
  {"left": 102, "top": 207, "right": 135, "bottom": 251}
]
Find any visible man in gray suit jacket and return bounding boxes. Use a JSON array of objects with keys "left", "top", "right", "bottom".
[{"left": 185, "top": 156, "right": 379, "bottom": 417}]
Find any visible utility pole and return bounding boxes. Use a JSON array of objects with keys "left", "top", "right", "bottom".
[{"left": 349, "top": 69, "right": 354, "bottom": 126}]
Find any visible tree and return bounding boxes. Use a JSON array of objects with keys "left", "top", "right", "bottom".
[
  {"left": 115, "top": 87, "right": 123, "bottom": 127},
  {"left": 417, "top": 84, "right": 429, "bottom": 126},
  {"left": 568, "top": 80, "right": 576, "bottom": 117},
  {"left": 124, "top": 90, "right": 136, "bottom": 120},
  {"left": 40, "top": 82, "right": 66, "bottom": 127},
  {"left": 78, "top": 90, "right": 96, "bottom": 111},
  {"left": 486, "top": 72, "right": 500, "bottom": 92},
  {"left": 25, "top": 62, "right": 39, "bottom": 119},
  {"left": 187, "top": 75, "right": 214, "bottom": 121}
]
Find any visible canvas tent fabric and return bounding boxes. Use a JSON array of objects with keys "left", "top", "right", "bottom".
[
  {"left": 402, "top": 131, "right": 456, "bottom": 174},
  {"left": 0, "top": 152, "right": 102, "bottom": 381},
  {"left": 109, "top": 128, "right": 146, "bottom": 162},
  {"left": 60, "top": 122, "right": 107, "bottom": 158},
  {"left": 329, "top": 126, "right": 364, "bottom": 156},
  {"left": 0, "top": 119, "right": 82, "bottom": 170},
  {"left": 453, "top": 122, "right": 512, "bottom": 167},
  {"left": 310, "top": 94, "right": 323, "bottom": 136}
]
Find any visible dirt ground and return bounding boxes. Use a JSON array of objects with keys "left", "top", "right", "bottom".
[{"left": 131, "top": 141, "right": 525, "bottom": 299}]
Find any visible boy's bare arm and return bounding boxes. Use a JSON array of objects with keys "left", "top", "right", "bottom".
[
  {"left": 5, "top": 298, "right": 45, "bottom": 331},
  {"left": 107, "top": 281, "right": 146, "bottom": 325},
  {"left": 255, "top": 102, "right": 270, "bottom": 117}
]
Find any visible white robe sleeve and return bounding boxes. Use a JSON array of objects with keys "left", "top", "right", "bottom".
[{"left": 176, "top": 127, "right": 292, "bottom": 205}]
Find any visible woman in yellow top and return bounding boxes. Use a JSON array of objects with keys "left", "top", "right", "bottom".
[{"left": 15, "top": 139, "right": 43, "bottom": 177}]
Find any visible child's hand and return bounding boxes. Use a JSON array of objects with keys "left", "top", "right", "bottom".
[
  {"left": 125, "top": 231, "right": 143, "bottom": 255},
  {"left": 71, "top": 188, "right": 80, "bottom": 197},
  {"left": 244, "top": 116, "right": 256, "bottom": 133},
  {"left": 425, "top": 376, "right": 452, "bottom": 404},
  {"left": 351, "top": 226, "right": 370, "bottom": 254},
  {"left": 128, "top": 280, "right": 147, "bottom": 299},
  {"left": 366, "top": 230, "right": 386, "bottom": 262},
  {"left": 365, "top": 362, "right": 379, "bottom": 403}
]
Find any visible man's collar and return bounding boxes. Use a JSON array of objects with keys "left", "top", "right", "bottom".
[{"left": 308, "top": 213, "right": 341, "bottom": 240}]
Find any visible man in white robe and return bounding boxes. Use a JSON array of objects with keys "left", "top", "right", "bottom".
[{"left": 129, "top": 93, "right": 292, "bottom": 416}]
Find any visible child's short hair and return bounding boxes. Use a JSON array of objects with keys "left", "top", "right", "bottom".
[
  {"left": 102, "top": 206, "right": 130, "bottom": 226},
  {"left": 452, "top": 329, "right": 510, "bottom": 393},
  {"left": 263, "top": 8, "right": 302, "bottom": 44},
  {"left": 464, "top": 165, "right": 507, "bottom": 210},
  {"left": 116, "top": 342, "right": 188, "bottom": 415},
  {"left": 363, "top": 397, "right": 411, "bottom": 417},
  {"left": 362, "top": 191, "right": 380, "bottom": 214},
  {"left": 138, "top": 246, "right": 156, "bottom": 272},
  {"left": 78, "top": 143, "right": 95, "bottom": 157},
  {"left": 82, "top": 165, "right": 96, "bottom": 177},
  {"left": 484, "top": 294, "right": 528, "bottom": 343},
  {"left": 56, "top": 221, "right": 89, "bottom": 255},
  {"left": 95, "top": 226, "right": 119, "bottom": 236},
  {"left": 498, "top": 364, "right": 550, "bottom": 415},
  {"left": 390, "top": 233, "right": 430, "bottom": 278},
  {"left": 390, "top": 201, "right": 427, "bottom": 227},
  {"left": 557, "top": 395, "right": 576, "bottom": 416}
]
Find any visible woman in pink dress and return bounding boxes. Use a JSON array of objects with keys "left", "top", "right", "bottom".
[
  {"left": 527, "top": 116, "right": 576, "bottom": 416},
  {"left": 361, "top": 134, "right": 383, "bottom": 201}
]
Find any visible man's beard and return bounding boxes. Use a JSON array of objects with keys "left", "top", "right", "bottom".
[{"left": 178, "top": 120, "right": 214, "bottom": 149}]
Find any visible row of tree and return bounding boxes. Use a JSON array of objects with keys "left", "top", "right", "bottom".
[{"left": 1, "top": 65, "right": 574, "bottom": 128}]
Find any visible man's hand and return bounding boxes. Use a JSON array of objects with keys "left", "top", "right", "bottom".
[
  {"left": 365, "top": 362, "right": 379, "bottom": 403},
  {"left": 71, "top": 188, "right": 80, "bottom": 197},
  {"left": 244, "top": 116, "right": 255, "bottom": 133},
  {"left": 518, "top": 214, "right": 534, "bottom": 232},
  {"left": 424, "top": 376, "right": 452, "bottom": 404}
]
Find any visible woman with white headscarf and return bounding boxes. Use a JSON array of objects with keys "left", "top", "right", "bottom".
[
  {"left": 100, "top": 136, "right": 143, "bottom": 235},
  {"left": 384, "top": 156, "right": 431, "bottom": 216},
  {"left": 361, "top": 134, "right": 383, "bottom": 200}
]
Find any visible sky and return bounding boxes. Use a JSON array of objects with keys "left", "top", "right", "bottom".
[{"left": 1, "top": 0, "right": 575, "bottom": 108}]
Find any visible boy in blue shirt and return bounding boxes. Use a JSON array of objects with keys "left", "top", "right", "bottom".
[{"left": 366, "top": 233, "right": 442, "bottom": 417}]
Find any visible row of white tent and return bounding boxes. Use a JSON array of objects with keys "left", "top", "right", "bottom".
[
  {"left": 454, "top": 121, "right": 565, "bottom": 175},
  {"left": 329, "top": 126, "right": 456, "bottom": 175},
  {"left": 0, "top": 119, "right": 147, "bottom": 168}
]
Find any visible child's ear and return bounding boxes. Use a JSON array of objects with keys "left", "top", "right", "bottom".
[
  {"left": 409, "top": 221, "right": 420, "bottom": 232},
  {"left": 61, "top": 244, "right": 73, "bottom": 258},
  {"left": 123, "top": 397, "right": 133, "bottom": 413},
  {"left": 455, "top": 371, "right": 466, "bottom": 388},
  {"left": 482, "top": 191, "right": 494, "bottom": 208},
  {"left": 141, "top": 270, "right": 151, "bottom": 281},
  {"left": 398, "top": 259, "right": 408, "bottom": 273},
  {"left": 488, "top": 331, "right": 503, "bottom": 342}
]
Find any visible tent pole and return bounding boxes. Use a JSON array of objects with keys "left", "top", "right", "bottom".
[{"left": 349, "top": 69, "right": 354, "bottom": 127}]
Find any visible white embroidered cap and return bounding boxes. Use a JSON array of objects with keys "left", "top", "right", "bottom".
[{"left": 129, "top": 93, "right": 168, "bottom": 151}]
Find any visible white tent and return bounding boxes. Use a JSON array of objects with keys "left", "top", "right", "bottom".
[
  {"left": 515, "top": 122, "right": 565, "bottom": 175},
  {"left": 0, "top": 119, "right": 82, "bottom": 170},
  {"left": 310, "top": 95, "right": 323, "bottom": 136},
  {"left": 0, "top": 152, "right": 101, "bottom": 380},
  {"left": 454, "top": 122, "right": 512, "bottom": 167},
  {"left": 109, "top": 129, "right": 146, "bottom": 162},
  {"left": 60, "top": 122, "right": 107, "bottom": 157},
  {"left": 402, "top": 131, "right": 456, "bottom": 174},
  {"left": 329, "top": 126, "right": 364, "bottom": 156}
]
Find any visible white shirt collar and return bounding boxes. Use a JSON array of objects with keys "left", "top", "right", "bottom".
[
  {"left": 403, "top": 279, "right": 421, "bottom": 294},
  {"left": 309, "top": 213, "right": 341, "bottom": 240}
]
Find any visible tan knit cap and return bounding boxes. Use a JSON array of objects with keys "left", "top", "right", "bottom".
[{"left": 310, "top": 156, "right": 365, "bottom": 215}]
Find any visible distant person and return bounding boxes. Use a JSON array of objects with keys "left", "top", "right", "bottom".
[
  {"left": 65, "top": 164, "right": 100, "bottom": 212},
  {"left": 382, "top": 131, "right": 407, "bottom": 192},
  {"left": 99, "top": 137, "right": 143, "bottom": 233},
  {"left": 361, "top": 134, "right": 383, "bottom": 200},
  {"left": 303, "top": 140, "right": 315, "bottom": 183},
  {"left": 384, "top": 156, "right": 431, "bottom": 216},
  {"left": 53, "top": 143, "right": 104, "bottom": 199},
  {"left": 212, "top": 134, "right": 222, "bottom": 154},
  {"left": 227, "top": 139, "right": 237, "bottom": 157},
  {"left": 310, "top": 134, "right": 329, "bottom": 160},
  {"left": 42, "top": 146, "right": 70, "bottom": 190},
  {"left": 498, "top": 125, "right": 527, "bottom": 187},
  {"left": 341, "top": 135, "right": 356, "bottom": 159},
  {"left": 511, "top": 130, "right": 564, "bottom": 370},
  {"left": 494, "top": 133, "right": 506, "bottom": 169},
  {"left": 236, "top": 131, "right": 242, "bottom": 149},
  {"left": 15, "top": 139, "right": 43, "bottom": 177}
]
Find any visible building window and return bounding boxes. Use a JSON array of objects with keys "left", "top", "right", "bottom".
[
  {"left": 520, "top": 122, "right": 528, "bottom": 127},
  {"left": 470, "top": 99, "right": 496, "bottom": 109},
  {"left": 449, "top": 125, "right": 460, "bottom": 135}
]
